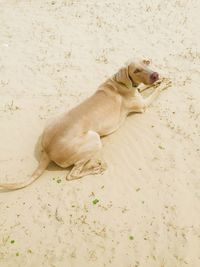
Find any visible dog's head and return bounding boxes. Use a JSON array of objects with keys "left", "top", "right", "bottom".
[{"left": 114, "top": 59, "right": 159, "bottom": 88}]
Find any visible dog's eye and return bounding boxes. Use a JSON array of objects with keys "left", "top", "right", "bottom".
[{"left": 134, "top": 68, "right": 141, "bottom": 74}]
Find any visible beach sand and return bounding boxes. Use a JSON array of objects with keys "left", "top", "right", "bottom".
[{"left": 0, "top": 0, "right": 200, "bottom": 266}]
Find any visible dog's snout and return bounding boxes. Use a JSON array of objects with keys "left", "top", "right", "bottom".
[{"left": 150, "top": 72, "right": 159, "bottom": 82}]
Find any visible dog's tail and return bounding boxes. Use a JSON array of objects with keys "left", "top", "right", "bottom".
[{"left": 0, "top": 151, "right": 51, "bottom": 191}]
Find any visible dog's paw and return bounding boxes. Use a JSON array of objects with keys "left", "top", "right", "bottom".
[
  {"left": 97, "top": 160, "right": 108, "bottom": 173},
  {"left": 88, "top": 159, "right": 108, "bottom": 175},
  {"left": 66, "top": 169, "right": 80, "bottom": 181},
  {"left": 66, "top": 173, "right": 76, "bottom": 181}
]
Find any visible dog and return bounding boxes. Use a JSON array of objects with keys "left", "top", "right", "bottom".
[{"left": 0, "top": 59, "right": 171, "bottom": 190}]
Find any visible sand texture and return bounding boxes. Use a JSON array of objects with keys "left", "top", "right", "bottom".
[{"left": 0, "top": 0, "right": 200, "bottom": 266}]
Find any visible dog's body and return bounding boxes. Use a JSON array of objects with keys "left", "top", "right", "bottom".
[{"left": 0, "top": 59, "right": 171, "bottom": 190}]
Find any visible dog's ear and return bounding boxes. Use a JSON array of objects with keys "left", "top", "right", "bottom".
[
  {"left": 142, "top": 59, "right": 151, "bottom": 66},
  {"left": 114, "top": 66, "right": 132, "bottom": 88}
]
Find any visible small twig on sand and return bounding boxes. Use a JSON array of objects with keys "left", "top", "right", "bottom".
[{"left": 55, "top": 208, "right": 64, "bottom": 223}]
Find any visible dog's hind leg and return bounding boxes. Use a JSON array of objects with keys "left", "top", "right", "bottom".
[{"left": 66, "top": 131, "right": 106, "bottom": 181}]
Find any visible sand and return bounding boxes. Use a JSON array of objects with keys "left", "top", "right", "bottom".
[{"left": 0, "top": 0, "right": 200, "bottom": 266}]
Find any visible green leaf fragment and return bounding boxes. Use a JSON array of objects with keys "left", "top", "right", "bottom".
[{"left": 92, "top": 199, "right": 99, "bottom": 205}]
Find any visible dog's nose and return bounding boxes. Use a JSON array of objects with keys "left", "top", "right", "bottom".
[{"left": 150, "top": 72, "right": 159, "bottom": 82}]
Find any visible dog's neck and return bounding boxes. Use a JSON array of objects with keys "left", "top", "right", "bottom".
[
  {"left": 111, "top": 74, "right": 139, "bottom": 90},
  {"left": 106, "top": 77, "right": 139, "bottom": 97}
]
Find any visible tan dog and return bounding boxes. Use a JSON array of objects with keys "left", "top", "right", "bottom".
[{"left": 0, "top": 59, "right": 171, "bottom": 190}]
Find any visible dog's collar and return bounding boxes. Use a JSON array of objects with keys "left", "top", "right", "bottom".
[
  {"left": 128, "top": 74, "right": 138, "bottom": 88},
  {"left": 127, "top": 66, "right": 138, "bottom": 88}
]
